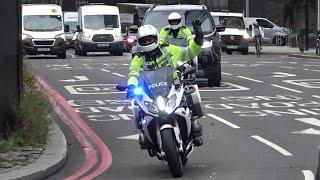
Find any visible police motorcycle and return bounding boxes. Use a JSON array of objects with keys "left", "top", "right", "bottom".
[{"left": 116, "top": 63, "right": 204, "bottom": 177}]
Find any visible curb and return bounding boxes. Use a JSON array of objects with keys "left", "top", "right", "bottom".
[
  {"left": 288, "top": 54, "right": 320, "bottom": 59},
  {"left": 0, "top": 119, "right": 67, "bottom": 180}
]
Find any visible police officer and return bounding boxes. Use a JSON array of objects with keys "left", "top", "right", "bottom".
[
  {"left": 159, "top": 12, "right": 193, "bottom": 47},
  {"left": 127, "top": 20, "right": 204, "bottom": 147}
]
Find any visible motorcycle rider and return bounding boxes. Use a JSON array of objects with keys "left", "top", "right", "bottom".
[
  {"left": 252, "top": 21, "right": 264, "bottom": 51},
  {"left": 159, "top": 12, "right": 193, "bottom": 47},
  {"left": 127, "top": 20, "right": 204, "bottom": 148}
]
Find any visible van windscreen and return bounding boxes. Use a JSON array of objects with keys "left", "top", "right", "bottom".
[
  {"left": 84, "top": 15, "right": 119, "bottom": 29},
  {"left": 23, "top": 15, "right": 62, "bottom": 31},
  {"left": 213, "top": 16, "right": 245, "bottom": 29}
]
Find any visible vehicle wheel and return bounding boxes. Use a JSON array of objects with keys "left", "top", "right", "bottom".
[
  {"left": 161, "top": 128, "right": 183, "bottom": 178},
  {"left": 207, "top": 61, "right": 221, "bottom": 87},
  {"left": 112, "top": 50, "right": 123, "bottom": 56},
  {"left": 58, "top": 51, "right": 66, "bottom": 59},
  {"left": 226, "top": 50, "right": 233, "bottom": 55},
  {"left": 241, "top": 48, "right": 249, "bottom": 55}
]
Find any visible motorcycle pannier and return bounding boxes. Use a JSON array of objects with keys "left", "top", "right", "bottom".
[{"left": 185, "top": 85, "right": 204, "bottom": 119}]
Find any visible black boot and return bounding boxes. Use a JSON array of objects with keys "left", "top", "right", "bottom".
[{"left": 138, "top": 132, "right": 149, "bottom": 150}]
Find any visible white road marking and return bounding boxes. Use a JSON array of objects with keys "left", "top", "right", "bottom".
[
  {"left": 302, "top": 170, "right": 315, "bottom": 180},
  {"left": 237, "top": 76, "right": 263, "bottom": 83},
  {"left": 279, "top": 66, "right": 298, "bottom": 69},
  {"left": 207, "top": 114, "right": 240, "bottom": 129},
  {"left": 313, "top": 95, "right": 320, "bottom": 99},
  {"left": 64, "top": 84, "right": 125, "bottom": 94},
  {"left": 60, "top": 76, "right": 89, "bottom": 82},
  {"left": 67, "top": 52, "right": 75, "bottom": 58},
  {"left": 270, "top": 84, "right": 303, "bottom": 93},
  {"left": 100, "top": 68, "right": 111, "bottom": 72},
  {"left": 251, "top": 135, "right": 293, "bottom": 156},
  {"left": 283, "top": 79, "right": 320, "bottom": 88},
  {"left": 112, "top": 72, "right": 126, "bottom": 77},
  {"left": 118, "top": 134, "right": 139, "bottom": 140},
  {"left": 271, "top": 72, "right": 296, "bottom": 78},
  {"left": 122, "top": 63, "right": 129, "bottom": 66},
  {"left": 222, "top": 72, "right": 232, "bottom": 76},
  {"left": 292, "top": 128, "right": 320, "bottom": 135},
  {"left": 199, "top": 82, "right": 249, "bottom": 92},
  {"left": 295, "top": 118, "right": 320, "bottom": 127},
  {"left": 299, "top": 109, "right": 319, "bottom": 115}
]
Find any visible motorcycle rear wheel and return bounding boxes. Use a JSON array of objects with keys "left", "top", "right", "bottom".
[{"left": 161, "top": 128, "right": 183, "bottom": 177}]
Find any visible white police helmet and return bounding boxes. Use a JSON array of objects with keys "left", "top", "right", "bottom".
[
  {"left": 168, "top": 12, "right": 182, "bottom": 30},
  {"left": 136, "top": 25, "right": 159, "bottom": 52}
]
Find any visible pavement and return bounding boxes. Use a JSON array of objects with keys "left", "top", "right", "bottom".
[
  {"left": 0, "top": 119, "right": 67, "bottom": 180},
  {"left": 22, "top": 49, "right": 320, "bottom": 180}
]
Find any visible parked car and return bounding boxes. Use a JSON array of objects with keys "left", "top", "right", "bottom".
[
  {"left": 75, "top": 5, "right": 123, "bottom": 56},
  {"left": 22, "top": 4, "right": 67, "bottom": 58},
  {"left": 64, "top": 12, "right": 78, "bottom": 49},
  {"left": 139, "top": 5, "right": 224, "bottom": 87},
  {"left": 211, "top": 12, "right": 250, "bottom": 55},
  {"left": 244, "top": 17, "right": 292, "bottom": 46}
]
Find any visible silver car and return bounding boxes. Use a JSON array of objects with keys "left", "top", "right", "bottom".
[{"left": 244, "top": 17, "right": 292, "bottom": 46}]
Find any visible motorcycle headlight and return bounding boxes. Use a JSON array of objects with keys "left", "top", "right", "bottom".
[
  {"left": 202, "top": 40, "right": 212, "bottom": 48},
  {"left": 156, "top": 96, "right": 166, "bottom": 111},
  {"left": 144, "top": 101, "right": 158, "bottom": 114},
  {"left": 243, "top": 32, "right": 250, "bottom": 39},
  {"left": 55, "top": 33, "right": 66, "bottom": 41},
  {"left": 22, "top": 33, "right": 32, "bottom": 40},
  {"left": 165, "top": 94, "right": 177, "bottom": 113}
]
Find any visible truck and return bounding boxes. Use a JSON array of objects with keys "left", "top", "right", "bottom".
[{"left": 22, "top": 4, "right": 67, "bottom": 58}]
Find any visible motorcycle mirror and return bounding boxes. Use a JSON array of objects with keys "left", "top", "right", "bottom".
[
  {"left": 116, "top": 83, "right": 128, "bottom": 91},
  {"left": 182, "top": 67, "right": 196, "bottom": 76}
]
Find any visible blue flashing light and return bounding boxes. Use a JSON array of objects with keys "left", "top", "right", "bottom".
[{"left": 134, "top": 87, "right": 143, "bottom": 96}]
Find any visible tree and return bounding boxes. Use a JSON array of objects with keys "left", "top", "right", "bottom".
[{"left": 283, "top": 0, "right": 316, "bottom": 29}]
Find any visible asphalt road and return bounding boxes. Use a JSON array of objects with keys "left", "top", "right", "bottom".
[{"left": 28, "top": 50, "right": 320, "bottom": 180}]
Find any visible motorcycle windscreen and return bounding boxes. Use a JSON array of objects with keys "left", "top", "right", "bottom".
[{"left": 138, "top": 67, "right": 174, "bottom": 99}]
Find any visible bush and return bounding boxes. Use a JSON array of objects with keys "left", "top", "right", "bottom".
[{"left": 0, "top": 63, "right": 52, "bottom": 153}]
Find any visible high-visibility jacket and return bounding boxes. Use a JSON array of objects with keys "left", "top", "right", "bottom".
[
  {"left": 127, "top": 39, "right": 202, "bottom": 86},
  {"left": 159, "top": 26, "right": 193, "bottom": 47}
]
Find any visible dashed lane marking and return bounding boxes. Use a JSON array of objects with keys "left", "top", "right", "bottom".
[
  {"left": 237, "top": 76, "right": 264, "bottom": 83},
  {"left": 101, "top": 69, "right": 111, "bottom": 72},
  {"left": 313, "top": 95, "right": 320, "bottom": 99},
  {"left": 270, "top": 84, "right": 303, "bottom": 93},
  {"left": 112, "top": 72, "right": 126, "bottom": 77},
  {"left": 221, "top": 72, "right": 232, "bottom": 76},
  {"left": 207, "top": 114, "right": 240, "bottom": 129},
  {"left": 302, "top": 170, "right": 315, "bottom": 180},
  {"left": 251, "top": 135, "right": 293, "bottom": 156}
]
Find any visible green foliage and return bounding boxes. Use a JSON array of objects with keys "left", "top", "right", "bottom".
[{"left": 0, "top": 63, "right": 52, "bottom": 153}]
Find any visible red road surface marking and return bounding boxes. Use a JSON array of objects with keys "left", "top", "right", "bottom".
[{"left": 36, "top": 76, "right": 112, "bottom": 179}]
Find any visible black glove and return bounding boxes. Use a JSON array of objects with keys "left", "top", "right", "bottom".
[
  {"left": 192, "top": 20, "right": 204, "bottom": 46},
  {"left": 126, "top": 84, "right": 136, "bottom": 99}
]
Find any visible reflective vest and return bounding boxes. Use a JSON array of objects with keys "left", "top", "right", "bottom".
[
  {"left": 159, "top": 26, "right": 193, "bottom": 47},
  {"left": 127, "top": 39, "right": 202, "bottom": 86}
]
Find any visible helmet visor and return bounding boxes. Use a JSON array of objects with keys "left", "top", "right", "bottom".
[
  {"left": 138, "top": 35, "right": 157, "bottom": 46},
  {"left": 169, "top": 19, "right": 181, "bottom": 26}
]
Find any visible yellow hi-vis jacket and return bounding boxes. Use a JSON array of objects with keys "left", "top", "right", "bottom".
[{"left": 127, "top": 40, "right": 202, "bottom": 86}]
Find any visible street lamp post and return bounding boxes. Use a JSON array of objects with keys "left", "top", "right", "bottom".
[
  {"left": 246, "top": 0, "right": 249, "bottom": 17},
  {"left": 318, "top": 0, "right": 320, "bottom": 31},
  {"left": 305, "top": 0, "right": 309, "bottom": 51}
]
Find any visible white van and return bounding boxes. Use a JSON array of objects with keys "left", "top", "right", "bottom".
[
  {"left": 64, "top": 12, "right": 78, "bottom": 48},
  {"left": 211, "top": 12, "right": 250, "bottom": 55},
  {"left": 22, "top": 4, "right": 67, "bottom": 58},
  {"left": 244, "top": 17, "right": 292, "bottom": 46},
  {"left": 75, "top": 5, "right": 123, "bottom": 56}
]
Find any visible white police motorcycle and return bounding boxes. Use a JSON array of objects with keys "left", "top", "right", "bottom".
[{"left": 116, "top": 63, "right": 203, "bottom": 177}]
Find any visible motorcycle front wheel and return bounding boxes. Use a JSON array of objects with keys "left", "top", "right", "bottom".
[{"left": 161, "top": 128, "right": 183, "bottom": 177}]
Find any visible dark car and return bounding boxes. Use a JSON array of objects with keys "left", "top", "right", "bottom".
[{"left": 140, "top": 5, "right": 223, "bottom": 87}]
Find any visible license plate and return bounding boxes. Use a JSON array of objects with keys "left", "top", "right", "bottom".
[
  {"left": 37, "top": 48, "right": 50, "bottom": 52},
  {"left": 97, "top": 44, "right": 109, "bottom": 47},
  {"left": 227, "top": 45, "right": 238, "bottom": 49}
]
